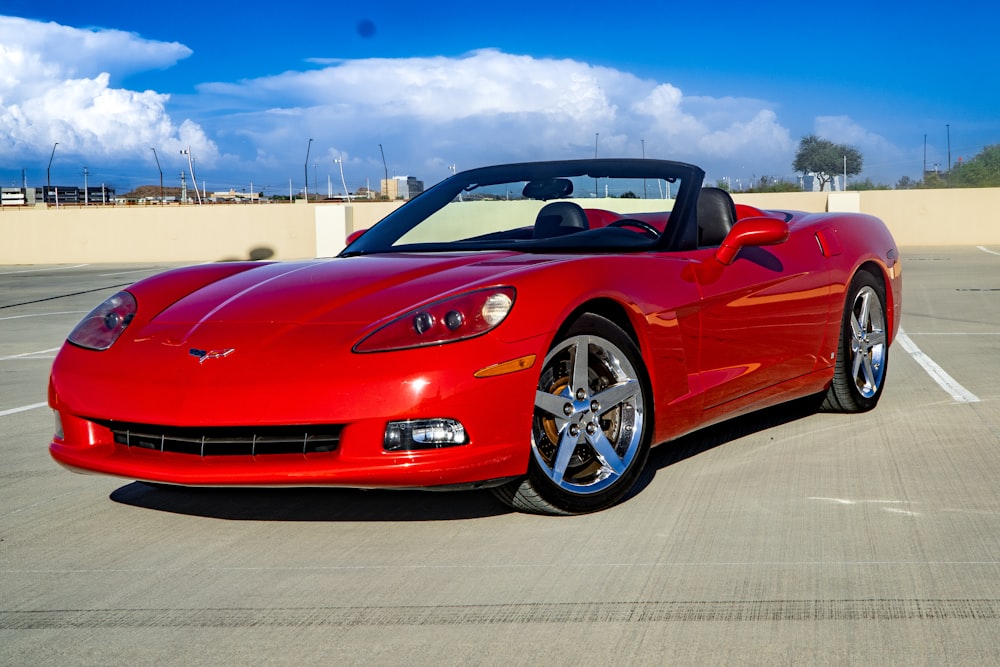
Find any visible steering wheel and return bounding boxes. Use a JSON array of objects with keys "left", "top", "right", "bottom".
[{"left": 608, "top": 218, "right": 660, "bottom": 239}]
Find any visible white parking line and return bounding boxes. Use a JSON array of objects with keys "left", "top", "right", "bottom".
[
  {"left": 977, "top": 245, "right": 1000, "bottom": 256},
  {"left": 0, "top": 402, "right": 48, "bottom": 417},
  {"left": 0, "top": 311, "right": 86, "bottom": 321},
  {"left": 896, "top": 329, "right": 980, "bottom": 403},
  {"left": 0, "top": 264, "right": 88, "bottom": 275},
  {"left": 0, "top": 347, "right": 60, "bottom": 361}
]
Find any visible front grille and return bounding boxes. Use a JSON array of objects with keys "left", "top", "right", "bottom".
[{"left": 99, "top": 421, "right": 342, "bottom": 457}]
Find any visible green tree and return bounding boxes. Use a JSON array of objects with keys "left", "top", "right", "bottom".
[
  {"left": 947, "top": 144, "right": 1000, "bottom": 187},
  {"left": 747, "top": 177, "right": 801, "bottom": 193},
  {"left": 793, "top": 135, "right": 863, "bottom": 191},
  {"left": 848, "top": 178, "right": 890, "bottom": 191}
]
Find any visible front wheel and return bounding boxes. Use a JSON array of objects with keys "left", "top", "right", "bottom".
[
  {"left": 492, "top": 314, "right": 652, "bottom": 515},
  {"left": 821, "top": 269, "right": 889, "bottom": 412}
]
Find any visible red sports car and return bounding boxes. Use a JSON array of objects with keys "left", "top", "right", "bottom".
[{"left": 49, "top": 159, "right": 901, "bottom": 514}]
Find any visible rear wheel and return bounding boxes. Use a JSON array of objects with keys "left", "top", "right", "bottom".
[
  {"left": 492, "top": 314, "right": 652, "bottom": 515},
  {"left": 822, "top": 269, "right": 888, "bottom": 412}
]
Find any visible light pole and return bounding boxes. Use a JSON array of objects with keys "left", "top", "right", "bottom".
[
  {"left": 594, "top": 133, "right": 599, "bottom": 197},
  {"left": 379, "top": 143, "right": 388, "bottom": 200},
  {"left": 304, "top": 138, "right": 313, "bottom": 202},
  {"left": 641, "top": 139, "right": 647, "bottom": 199},
  {"left": 180, "top": 147, "right": 202, "bottom": 204},
  {"left": 946, "top": 124, "right": 952, "bottom": 174},
  {"left": 151, "top": 147, "right": 163, "bottom": 202},
  {"left": 334, "top": 156, "right": 350, "bottom": 202},
  {"left": 46, "top": 142, "right": 59, "bottom": 199}
]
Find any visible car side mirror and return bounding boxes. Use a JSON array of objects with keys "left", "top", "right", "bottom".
[
  {"left": 345, "top": 228, "right": 368, "bottom": 245},
  {"left": 714, "top": 217, "right": 789, "bottom": 265}
]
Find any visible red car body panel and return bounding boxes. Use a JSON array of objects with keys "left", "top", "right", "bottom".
[{"left": 48, "top": 160, "right": 901, "bottom": 494}]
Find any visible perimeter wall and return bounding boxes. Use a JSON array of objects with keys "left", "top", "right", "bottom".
[{"left": 1, "top": 189, "right": 997, "bottom": 264}]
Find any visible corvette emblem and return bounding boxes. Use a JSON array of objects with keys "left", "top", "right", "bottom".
[{"left": 189, "top": 347, "right": 235, "bottom": 364}]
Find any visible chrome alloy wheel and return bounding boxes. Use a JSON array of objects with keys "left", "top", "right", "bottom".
[
  {"left": 849, "top": 285, "right": 887, "bottom": 398},
  {"left": 532, "top": 333, "right": 645, "bottom": 494}
]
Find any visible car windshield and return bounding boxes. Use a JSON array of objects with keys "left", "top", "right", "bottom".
[{"left": 341, "top": 159, "right": 704, "bottom": 255}]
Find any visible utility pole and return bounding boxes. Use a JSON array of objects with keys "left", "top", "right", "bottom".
[
  {"left": 180, "top": 170, "right": 188, "bottom": 204},
  {"left": 304, "top": 138, "right": 313, "bottom": 202},
  {"left": 83, "top": 167, "right": 89, "bottom": 205},
  {"left": 180, "top": 148, "right": 202, "bottom": 204},
  {"left": 47, "top": 142, "right": 59, "bottom": 203},
  {"left": 379, "top": 143, "right": 388, "bottom": 200},
  {"left": 946, "top": 124, "right": 952, "bottom": 174},
  {"left": 151, "top": 147, "right": 163, "bottom": 202}
]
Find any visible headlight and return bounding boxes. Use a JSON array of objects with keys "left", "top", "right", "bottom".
[
  {"left": 354, "top": 287, "right": 515, "bottom": 353},
  {"left": 67, "top": 291, "right": 137, "bottom": 351}
]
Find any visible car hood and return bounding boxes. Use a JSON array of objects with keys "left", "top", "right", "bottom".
[{"left": 145, "top": 252, "right": 562, "bottom": 332}]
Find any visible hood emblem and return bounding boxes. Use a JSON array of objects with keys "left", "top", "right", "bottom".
[{"left": 189, "top": 347, "right": 235, "bottom": 364}]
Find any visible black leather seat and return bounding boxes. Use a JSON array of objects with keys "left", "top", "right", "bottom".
[
  {"left": 533, "top": 201, "right": 589, "bottom": 238},
  {"left": 697, "top": 187, "right": 737, "bottom": 247}
]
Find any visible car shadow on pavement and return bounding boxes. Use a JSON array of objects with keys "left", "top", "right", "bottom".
[
  {"left": 110, "top": 395, "right": 821, "bottom": 521},
  {"left": 110, "top": 483, "right": 513, "bottom": 521}
]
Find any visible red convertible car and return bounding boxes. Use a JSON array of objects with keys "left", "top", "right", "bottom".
[{"left": 49, "top": 159, "right": 900, "bottom": 515}]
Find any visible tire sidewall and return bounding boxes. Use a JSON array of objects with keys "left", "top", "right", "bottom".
[
  {"left": 526, "top": 313, "right": 653, "bottom": 514},
  {"left": 838, "top": 269, "right": 888, "bottom": 411}
]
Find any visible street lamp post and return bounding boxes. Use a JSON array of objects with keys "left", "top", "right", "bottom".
[
  {"left": 46, "top": 142, "right": 59, "bottom": 202},
  {"left": 946, "top": 124, "right": 952, "bottom": 174},
  {"left": 335, "top": 156, "right": 350, "bottom": 202},
  {"left": 180, "top": 147, "right": 202, "bottom": 204},
  {"left": 151, "top": 147, "right": 163, "bottom": 202},
  {"left": 379, "top": 143, "right": 388, "bottom": 200},
  {"left": 304, "top": 138, "right": 313, "bottom": 202}
]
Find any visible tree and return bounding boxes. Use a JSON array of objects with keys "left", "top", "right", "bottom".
[
  {"left": 793, "top": 135, "right": 863, "bottom": 191},
  {"left": 747, "top": 177, "right": 801, "bottom": 193},
  {"left": 947, "top": 144, "right": 1000, "bottom": 188},
  {"left": 847, "top": 178, "right": 890, "bottom": 191}
]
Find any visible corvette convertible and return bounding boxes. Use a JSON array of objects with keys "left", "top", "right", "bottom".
[{"left": 49, "top": 159, "right": 900, "bottom": 515}]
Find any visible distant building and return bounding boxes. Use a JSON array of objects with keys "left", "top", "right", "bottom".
[
  {"left": 799, "top": 173, "right": 842, "bottom": 192},
  {"left": 1, "top": 187, "right": 36, "bottom": 206},
  {"left": 381, "top": 176, "right": 424, "bottom": 200},
  {"left": 212, "top": 188, "right": 261, "bottom": 203},
  {"left": 38, "top": 185, "right": 116, "bottom": 205}
]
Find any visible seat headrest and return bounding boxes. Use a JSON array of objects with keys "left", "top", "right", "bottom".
[
  {"left": 697, "top": 187, "right": 736, "bottom": 247},
  {"left": 534, "top": 201, "right": 589, "bottom": 238}
]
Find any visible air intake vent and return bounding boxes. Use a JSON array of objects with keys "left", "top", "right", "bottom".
[{"left": 99, "top": 422, "right": 342, "bottom": 457}]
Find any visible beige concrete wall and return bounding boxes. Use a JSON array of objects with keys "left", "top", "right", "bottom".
[
  {"left": 733, "top": 188, "right": 1000, "bottom": 247},
  {"left": 1, "top": 190, "right": 996, "bottom": 265},
  {"left": 0, "top": 201, "right": 404, "bottom": 265}
]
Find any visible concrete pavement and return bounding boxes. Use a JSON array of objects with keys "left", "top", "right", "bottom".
[{"left": 2, "top": 248, "right": 999, "bottom": 665}]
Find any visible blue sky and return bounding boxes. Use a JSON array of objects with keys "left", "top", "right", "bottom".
[{"left": 2, "top": 1, "right": 997, "bottom": 195}]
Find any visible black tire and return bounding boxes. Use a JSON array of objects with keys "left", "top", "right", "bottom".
[
  {"left": 492, "top": 314, "right": 653, "bottom": 515},
  {"left": 821, "top": 269, "right": 889, "bottom": 412}
]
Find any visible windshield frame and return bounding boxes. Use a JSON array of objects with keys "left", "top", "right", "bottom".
[{"left": 340, "top": 159, "right": 705, "bottom": 256}]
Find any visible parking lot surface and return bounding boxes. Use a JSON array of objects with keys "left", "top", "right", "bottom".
[{"left": 2, "top": 248, "right": 999, "bottom": 665}]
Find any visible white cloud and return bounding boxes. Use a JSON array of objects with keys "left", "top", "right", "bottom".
[
  {"left": 0, "top": 16, "right": 216, "bottom": 167},
  {"left": 2, "top": 16, "right": 809, "bottom": 189},
  {"left": 815, "top": 115, "right": 908, "bottom": 181},
  {"left": 197, "top": 49, "right": 797, "bottom": 185}
]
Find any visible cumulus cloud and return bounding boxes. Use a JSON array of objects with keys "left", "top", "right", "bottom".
[
  {"left": 0, "top": 16, "right": 217, "bottom": 167},
  {"left": 3, "top": 16, "right": 805, "bottom": 189},
  {"left": 196, "top": 49, "right": 796, "bottom": 186}
]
